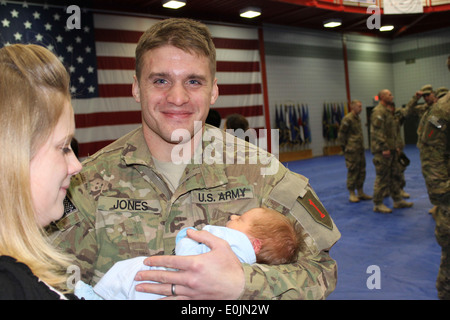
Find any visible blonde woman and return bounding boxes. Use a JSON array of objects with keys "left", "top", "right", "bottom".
[{"left": 0, "top": 44, "right": 82, "bottom": 299}]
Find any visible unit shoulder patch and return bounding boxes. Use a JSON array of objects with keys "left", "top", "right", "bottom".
[{"left": 297, "top": 190, "right": 333, "bottom": 230}]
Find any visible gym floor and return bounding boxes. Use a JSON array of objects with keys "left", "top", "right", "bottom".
[{"left": 283, "top": 144, "right": 441, "bottom": 300}]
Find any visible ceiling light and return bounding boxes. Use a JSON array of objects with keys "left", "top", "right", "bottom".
[
  {"left": 380, "top": 25, "right": 394, "bottom": 31},
  {"left": 323, "top": 19, "right": 342, "bottom": 28},
  {"left": 162, "top": 0, "right": 186, "bottom": 9},
  {"left": 240, "top": 7, "right": 261, "bottom": 19}
]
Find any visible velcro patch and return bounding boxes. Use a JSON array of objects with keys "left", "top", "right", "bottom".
[
  {"left": 98, "top": 197, "right": 161, "bottom": 212},
  {"left": 191, "top": 186, "right": 254, "bottom": 204},
  {"left": 297, "top": 190, "right": 333, "bottom": 230}
]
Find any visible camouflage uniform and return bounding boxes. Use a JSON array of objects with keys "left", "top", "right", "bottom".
[
  {"left": 417, "top": 87, "right": 449, "bottom": 150},
  {"left": 337, "top": 112, "right": 366, "bottom": 192},
  {"left": 50, "top": 125, "right": 341, "bottom": 300},
  {"left": 417, "top": 92, "right": 450, "bottom": 299},
  {"left": 370, "top": 103, "right": 403, "bottom": 205},
  {"left": 403, "top": 91, "right": 432, "bottom": 120},
  {"left": 392, "top": 109, "right": 407, "bottom": 191}
]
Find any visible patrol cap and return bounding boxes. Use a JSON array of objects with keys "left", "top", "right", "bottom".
[
  {"left": 435, "top": 87, "right": 448, "bottom": 99},
  {"left": 420, "top": 84, "right": 433, "bottom": 95}
]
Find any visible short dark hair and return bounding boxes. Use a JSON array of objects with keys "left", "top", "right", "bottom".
[{"left": 135, "top": 18, "right": 216, "bottom": 80}]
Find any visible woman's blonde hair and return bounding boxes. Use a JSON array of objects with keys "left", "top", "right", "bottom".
[{"left": 0, "top": 44, "right": 72, "bottom": 290}]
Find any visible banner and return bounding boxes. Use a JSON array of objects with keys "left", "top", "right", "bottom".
[{"left": 384, "top": 0, "right": 423, "bottom": 14}]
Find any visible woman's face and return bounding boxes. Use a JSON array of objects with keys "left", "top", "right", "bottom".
[{"left": 30, "top": 101, "right": 82, "bottom": 227}]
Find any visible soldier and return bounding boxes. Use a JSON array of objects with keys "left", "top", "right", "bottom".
[
  {"left": 388, "top": 102, "right": 410, "bottom": 199},
  {"left": 417, "top": 87, "right": 448, "bottom": 215},
  {"left": 403, "top": 84, "right": 436, "bottom": 120},
  {"left": 49, "top": 18, "right": 341, "bottom": 300},
  {"left": 394, "top": 84, "right": 436, "bottom": 201},
  {"left": 417, "top": 57, "right": 450, "bottom": 299},
  {"left": 370, "top": 89, "right": 413, "bottom": 213},
  {"left": 337, "top": 99, "right": 372, "bottom": 203}
]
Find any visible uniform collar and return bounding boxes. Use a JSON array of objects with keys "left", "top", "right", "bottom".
[{"left": 121, "top": 125, "right": 228, "bottom": 190}]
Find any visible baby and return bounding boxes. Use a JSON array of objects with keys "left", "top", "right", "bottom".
[{"left": 75, "top": 207, "right": 306, "bottom": 300}]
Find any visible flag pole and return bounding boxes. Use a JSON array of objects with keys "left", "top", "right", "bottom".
[
  {"left": 258, "top": 27, "right": 272, "bottom": 153},
  {"left": 342, "top": 34, "right": 351, "bottom": 106}
]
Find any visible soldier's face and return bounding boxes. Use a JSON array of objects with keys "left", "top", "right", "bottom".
[
  {"left": 29, "top": 102, "right": 82, "bottom": 227},
  {"left": 424, "top": 92, "right": 435, "bottom": 105},
  {"left": 133, "top": 45, "right": 219, "bottom": 147},
  {"left": 353, "top": 103, "right": 362, "bottom": 114},
  {"left": 382, "top": 90, "right": 394, "bottom": 104}
]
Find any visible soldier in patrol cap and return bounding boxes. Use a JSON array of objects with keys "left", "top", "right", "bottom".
[
  {"left": 417, "top": 57, "right": 450, "bottom": 299},
  {"left": 50, "top": 18, "right": 340, "bottom": 300},
  {"left": 416, "top": 87, "right": 448, "bottom": 216},
  {"left": 435, "top": 87, "right": 449, "bottom": 100},
  {"left": 401, "top": 84, "right": 436, "bottom": 120}
]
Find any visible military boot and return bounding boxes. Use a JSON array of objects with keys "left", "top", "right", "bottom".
[
  {"left": 357, "top": 189, "right": 372, "bottom": 200},
  {"left": 401, "top": 189, "right": 410, "bottom": 198},
  {"left": 373, "top": 203, "right": 392, "bottom": 213},
  {"left": 349, "top": 191, "right": 360, "bottom": 203},
  {"left": 393, "top": 200, "right": 413, "bottom": 209}
]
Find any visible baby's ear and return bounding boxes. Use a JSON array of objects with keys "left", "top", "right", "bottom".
[{"left": 251, "top": 238, "right": 262, "bottom": 254}]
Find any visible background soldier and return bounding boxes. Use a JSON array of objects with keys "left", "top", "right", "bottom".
[
  {"left": 388, "top": 102, "right": 410, "bottom": 199},
  {"left": 403, "top": 84, "right": 436, "bottom": 119},
  {"left": 337, "top": 99, "right": 372, "bottom": 203},
  {"left": 370, "top": 89, "right": 413, "bottom": 213},
  {"left": 417, "top": 57, "right": 450, "bottom": 299},
  {"left": 417, "top": 87, "right": 448, "bottom": 215}
]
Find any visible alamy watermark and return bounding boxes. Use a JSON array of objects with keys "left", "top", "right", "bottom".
[
  {"left": 66, "top": 264, "right": 384, "bottom": 290},
  {"left": 348, "top": 0, "right": 423, "bottom": 30},
  {"left": 366, "top": 265, "right": 381, "bottom": 290},
  {"left": 66, "top": 264, "right": 80, "bottom": 289},
  {"left": 66, "top": 5, "right": 81, "bottom": 30},
  {"left": 170, "top": 121, "right": 280, "bottom": 176}
]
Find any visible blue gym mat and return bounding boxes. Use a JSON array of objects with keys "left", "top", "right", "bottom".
[{"left": 283, "top": 145, "right": 441, "bottom": 300}]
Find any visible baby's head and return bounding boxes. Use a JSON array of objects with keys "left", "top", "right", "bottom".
[{"left": 226, "top": 207, "right": 305, "bottom": 265}]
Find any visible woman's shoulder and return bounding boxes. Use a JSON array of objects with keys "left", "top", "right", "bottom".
[{"left": 0, "top": 255, "right": 64, "bottom": 300}]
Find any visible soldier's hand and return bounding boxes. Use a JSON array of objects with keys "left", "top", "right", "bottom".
[{"left": 134, "top": 228, "right": 245, "bottom": 300}]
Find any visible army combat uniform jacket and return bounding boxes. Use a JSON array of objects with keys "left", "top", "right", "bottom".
[
  {"left": 51, "top": 125, "right": 340, "bottom": 300},
  {"left": 370, "top": 103, "right": 401, "bottom": 154},
  {"left": 418, "top": 93, "right": 450, "bottom": 207},
  {"left": 337, "top": 112, "right": 364, "bottom": 153}
]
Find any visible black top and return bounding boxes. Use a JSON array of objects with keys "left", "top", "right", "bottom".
[{"left": 0, "top": 255, "right": 74, "bottom": 300}]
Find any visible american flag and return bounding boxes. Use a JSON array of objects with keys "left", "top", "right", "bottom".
[{"left": 0, "top": 1, "right": 265, "bottom": 158}]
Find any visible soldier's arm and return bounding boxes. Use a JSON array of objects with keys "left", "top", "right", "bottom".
[
  {"left": 240, "top": 249, "right": 337, "bottom": 299},
  {"left": 239, "top": 171, "right": 340, "bottom": 300},
  {"left": 370, "top": 110, "right": 388, "bottom": 153},
  {"left": 404, "top": 93, "right": 421, "bottom": 117},
  {"left": 336, "top": 117, "right": 349, "bottom": 149}
]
